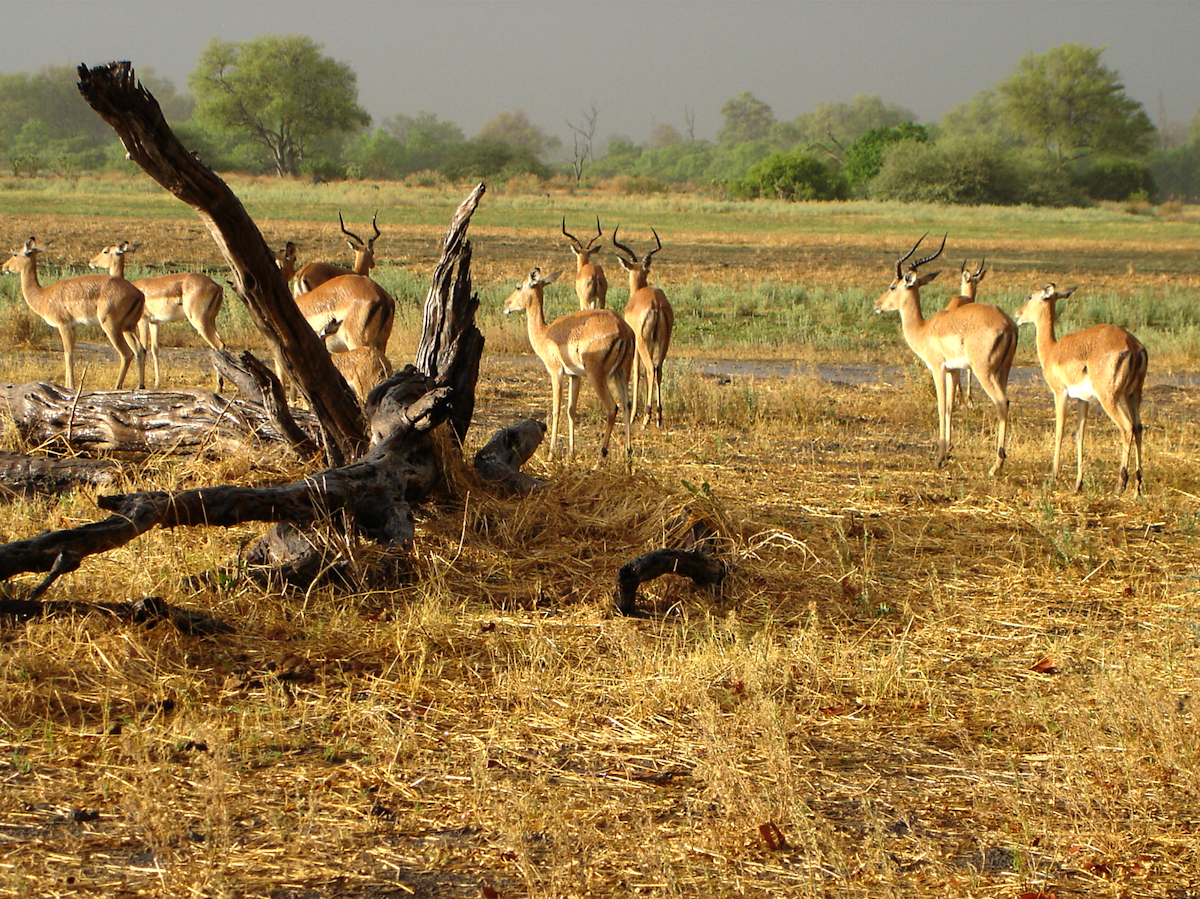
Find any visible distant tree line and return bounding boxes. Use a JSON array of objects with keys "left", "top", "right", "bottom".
[{"left": 2, "top": 38, "right": 1197, "bottom": 205}]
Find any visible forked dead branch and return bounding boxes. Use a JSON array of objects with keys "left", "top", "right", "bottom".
[{"left": 0, "top": 62, "right": 497, "bottom": 589}]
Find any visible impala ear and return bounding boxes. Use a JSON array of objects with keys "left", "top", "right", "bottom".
[
  {"left": 912, "top": 270, "right": 940, "bottom": 287},
  {"left": 1060, "top": 286, "right": 1078, "bottom": 298},
  {"left": 617, "top": 255, "right": 636, "bottom": 272},
  {"left": 542, "top": 270, "right": 561, "bottom": 286}
]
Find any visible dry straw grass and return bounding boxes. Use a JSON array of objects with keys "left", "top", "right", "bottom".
[{"left": 0, "top": 196, "right": 1198, "bottom": 898}]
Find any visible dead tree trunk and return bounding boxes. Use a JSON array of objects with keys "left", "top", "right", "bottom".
[
  {"left": 0, "top": 377, "right": 320, "bottom": 460},
  {"left": 0, "top": 62, "right": 495, "bottom": 589},
  {"left": 76, "top": 61, "right": 362, "bottom": 465}
]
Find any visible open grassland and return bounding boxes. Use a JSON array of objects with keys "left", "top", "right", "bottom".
[{"left": 0, "top": 177, "right": 1198, "bottom": 898}]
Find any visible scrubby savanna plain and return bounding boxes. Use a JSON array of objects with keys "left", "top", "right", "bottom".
[{"left": 0, "top": 174, "right": 1199, "bottom": 898}]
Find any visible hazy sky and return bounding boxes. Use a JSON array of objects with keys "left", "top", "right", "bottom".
[{"left": 7, "top": 0, "right": 1200, "bottom": 147}]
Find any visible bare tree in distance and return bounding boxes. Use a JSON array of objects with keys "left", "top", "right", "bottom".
[{"left": 567, "top": 104, "right": 599, "bottom": 182}]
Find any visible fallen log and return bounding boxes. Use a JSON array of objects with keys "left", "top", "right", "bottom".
[
  {"left": 614, "top": 550, "right": 727, "bottom": 617},
  {"left": 0, "top": 450, "right": 120, "bottom": 499},
  {"left": 0, "top": 380, "right": 320, "bottom": 459}
]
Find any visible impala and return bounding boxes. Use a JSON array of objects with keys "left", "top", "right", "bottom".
[
  {"left": 273, "top": 242, "right": 394, "bottom": 390},
  {"left": 292, "top": 212, "right": 381, "bottom": 296},
  {"left": 331, "top": 346, "right": 393, "bottom": 402},
  {"left": 3, "top": 237, "right": 145, "bottom": 390},
  {"left": 874, "top": 234, "right": 1017, "bottom": 475},
  {"left": 945, "top": 258, "right": 988, "bottom": 405},
  {"left": 503, "top": 268, "right": 634, "bottom": 462},
  {"left": 562, "top": 216, "right": 608, "bottom": 309},
  {"left": 612, "top": 226, "right": 674, "bottom": 427},
  {"left": 89, "top": 242, "right": 225, "bottom": 388},
  {"left": 1014, "top": 283, "right": 1148, "bottom": 496}
]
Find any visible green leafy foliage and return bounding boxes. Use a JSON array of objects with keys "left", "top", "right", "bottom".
[
  {"left": 1076, "top": 156, "right": 1158, "bottom": 202},
  {"left": 996, "top": 43, "right": 1155, "bottom": 165},
  {"left": 189, "top": 35, "right": 370, "bottom": 177},
  {"left": 843, "top": 123, "right": 929, "bottom": 187},
  {"left": 730, "top": 152, "right": 847, "bottom": 201}
]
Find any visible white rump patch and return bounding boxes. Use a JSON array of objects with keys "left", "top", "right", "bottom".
[{"left": 1067, "top": 378, "right": 1099, "bottom": 403}]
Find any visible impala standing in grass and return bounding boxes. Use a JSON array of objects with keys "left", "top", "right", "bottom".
[
  {"left": 562, "top": 216, "right": 608, "bottom": 310},
  {"left": 273, "top": 242, "right": 394, "bottom": 394},
  {"left": 1014, "top": 283, "right": 1147, "bottom": 496},
  {"left": 291, "top": 212, "right": 381, "bottom": 297},
  {"left": 874, "top": 234, "right": 1017, "bottom": 476},
  {"left": 613, "top": 226, "right": 674, "bottom": 427},
  {"left": 4, "top": 237, "right": 145, "bottom": 390},
  {"left": 503, "top": 268, "right": 634, "bottom": 462},
  {"left": 945, "top": 258, "right": 988, "bottom": 406},
  {"left": 89, "top": 242, "right": 225, "bottom": 388}
]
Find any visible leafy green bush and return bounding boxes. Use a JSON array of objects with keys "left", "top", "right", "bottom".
[
  {"left": 1076, "top": 156, "right": 1158, "bottom": 202},
  {"left": 843, "top": 123, "right": 929, "bottom": 187},
  {"left": 730, "top": 152, "right": 847, "bottom": 201}
]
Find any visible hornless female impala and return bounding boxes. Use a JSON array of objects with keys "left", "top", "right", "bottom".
[
  {"left": 612, "top": 226, "right": 674, "bottom": 427},
  {"left": 273, "top": 242, "right": 394, "bottom": 391},
  {"left": 292, "top": 212, "right": 381, "bottom": 297},
  {"left": 874, "top": 234, "right": 1017, "bottom": 475},
  {"left": 945, "top": 259, "right": 988, "bottom": 406},
  {"left": 1014, "top": 283, "right": 1148, "bottom": 496},
  {"left": 503, "top": 268, "right": 634, "bottom": 462},
  {"left": 89, "top": 242, "right": 225, "bottom": 388},
  {"left": 3, "top": 237, "right": 145, "bottom": 390},
  {"left": 562, "top": 216, "right": 608, "bottom": 309}
]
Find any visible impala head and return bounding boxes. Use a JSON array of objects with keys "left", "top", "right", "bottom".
[
  {"left": 874, "top": 232, "right": 946, "bottom": 313},
  {"left": 502, "top": 268, "right": 560, "bottom": 315},
  {"left": 274, "top": 241, "right": 298, "bottom": 282},
  {"left": 960, "top": 258, "right": 987, "bottom": 290},
  {"left": 88, "top": 240, "right": 135, "bottom": 272},
  {"left": 1014, "top": 282, "right": 1077, "bottom": 326},
  {"left": 340, "top": 211, "right": 380, "bottom": 272},
  {"left": 611, "top": 225, "right": 662, "bottom": 277},
  {"left": 562, "top": 215, "right": 604, "bottom": 262},
  {"left": 2, "top": 237, "right": 39, "bottom": 274}
]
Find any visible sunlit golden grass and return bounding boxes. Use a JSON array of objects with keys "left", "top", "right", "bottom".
[{"left": 0, "top": 184, "right": 1198, "bottom": 898}]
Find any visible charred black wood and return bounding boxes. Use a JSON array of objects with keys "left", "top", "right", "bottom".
[{"left": 473, "top": 420, "right": 547, "bottom": 494}]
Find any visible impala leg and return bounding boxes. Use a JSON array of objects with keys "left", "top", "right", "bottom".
[
  {"left": 933, "top": 367, "right": 952, "bottom": 467},
  {"left": 1128, "top": 390, "right": 1145, "bottom": 497},
  {"left": 140, "top": 318, "right": 162, "bottom": 388},
  {"left": 1098, "top": 390, "right": 1137, "bottom": 496},
  {"left": 1072, "top": 400, "right": 1089, "bottom": 493},
  {"left": 588, "top": 365, "right": 619, "bottom": 462},
  {"left": 630, "top": 347, "right": 643, "bottom": 426},
  {"left": 548, "top": 370, "right": 564, "bottom": 461},
  {"left": 974, "top": 367, "right": 1010, "bottom": 477},
  {"left": 652, "top": 362, "right": 665, "bottom": 427},
  {"left": 1051, "top": 391, "right": 1069, "bottom": 482},
  {"left": 57, "top": 324, "right": 76, "bottom": 390},
  {"left": 190, "top": 305, "right": 227, "bottom": 392},
  {"left": 566, "top": 374, "right": 581, "bottom": 461}
]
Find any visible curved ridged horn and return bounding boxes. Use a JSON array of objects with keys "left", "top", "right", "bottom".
[
  {"left": 611, "top": 225, "right": 638, "bottom": 264},
  {"left": 910, "top": 233, "right": 947, "bottom": 272},
  {"left": 339, "top": 211, "right": 365, "bottom": 248},
  {"left": 643, "top": 227, "right": 663, "bottom": 268},
  {"left": 895, "top": 232, "right": 928, "bottom": 278},
  {"left": 586, "top": 215, "right": 604, "bottom": 250},
  {"left": 562, "top": 216, "right": 583, "bottom": 251}
]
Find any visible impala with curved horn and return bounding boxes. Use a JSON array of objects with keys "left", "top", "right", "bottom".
[
  {"left": 612, "top": 225, "right": 674, "bottom": 427},
  {"left": 503, "top": 267, "right": 634, "bottom": 462},
  {"left": 292, "top": 211, "right": 381, "bottom": 297},
  {"left": 874, "top": 233, "right": 1017, "bottom": 475},
  {"left": 1014, "top": 283, "right": 1147, "bottom": 496},
  {"left": 89, "top": 242, "right": 225, "bottom": 388},
  {"left": 945, "top": 258, "right": 988, "bottom": 405},
  {"left": 272, "top": 241, "right": 393, "bottom": 394},
  {"left": 562, "top": 215, "right": 608, "bottom": 310}
]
